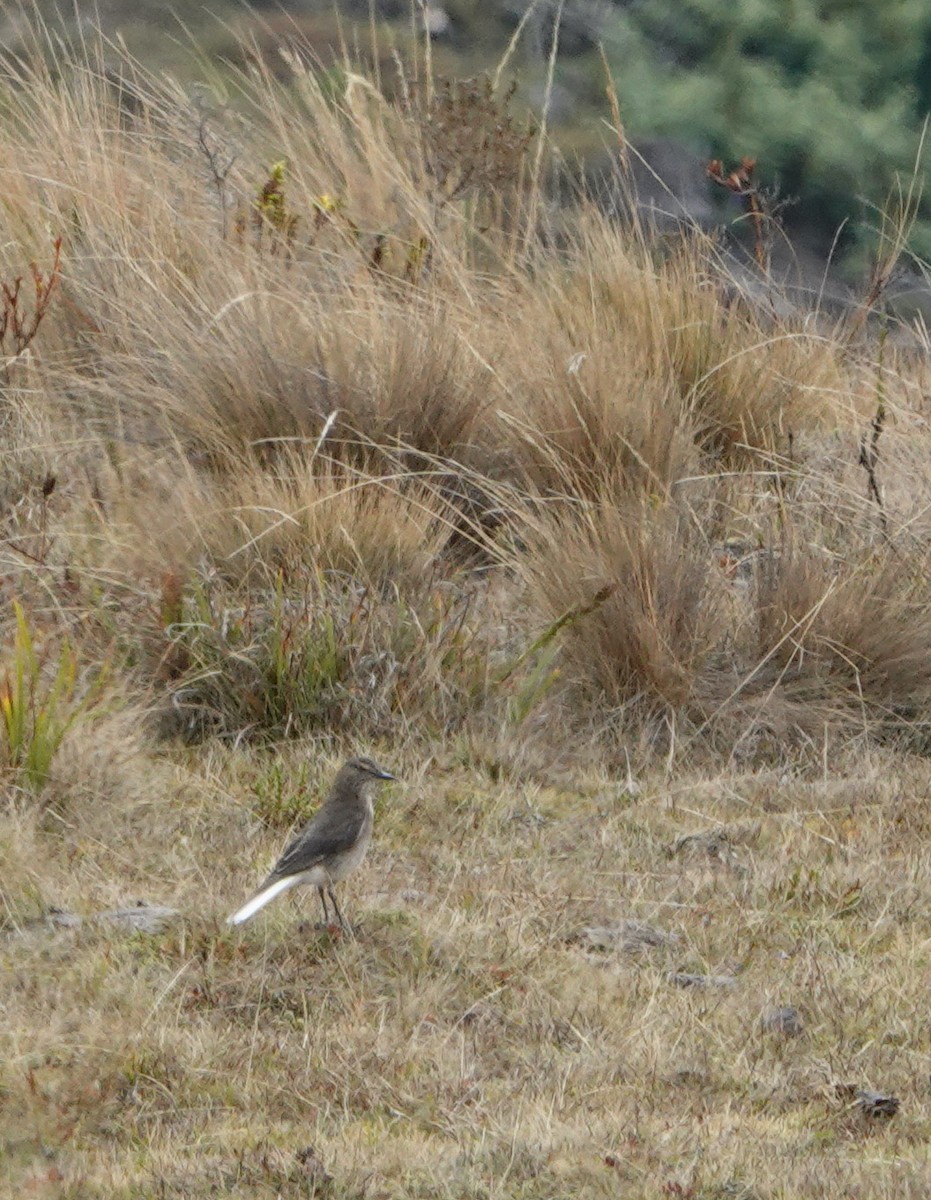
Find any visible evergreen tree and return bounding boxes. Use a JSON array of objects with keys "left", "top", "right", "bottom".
[{"left": 604, "top": 0, "right": 931, "bottom": 260}]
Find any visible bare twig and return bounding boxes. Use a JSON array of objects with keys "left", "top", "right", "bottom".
[
  {"left": 858, "top": 326, "right": 888, "bottom": 537},
  {"left": 196, "top": 113, "right": 237, "bottom": 240},
  {"left": 707, "top": 157, "right": 769, "bottom": 273}
]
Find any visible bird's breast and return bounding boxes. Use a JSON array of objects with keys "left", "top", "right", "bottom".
[{"left": 326, "top": 805, "right": 374, "bottom": 882}]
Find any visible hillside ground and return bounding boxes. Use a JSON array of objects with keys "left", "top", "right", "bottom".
[{"left": 3, "top": 25, "right": 931, "bottom": 1199}]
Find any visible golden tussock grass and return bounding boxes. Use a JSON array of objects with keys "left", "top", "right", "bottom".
[{"left": 3, "top": 15, "right": 931, "bottom": 1197}]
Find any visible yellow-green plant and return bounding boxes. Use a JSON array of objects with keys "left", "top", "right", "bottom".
[
  {"left": 0, "top": 602, "right": 100, "bottom": 789},
  {"left": 247, "top": 160, "right": 299, "bottom": 254}
]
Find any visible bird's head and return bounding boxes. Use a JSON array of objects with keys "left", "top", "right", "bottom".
[{"left": 344, "top": 755, "right": 395, "bottom": 783}]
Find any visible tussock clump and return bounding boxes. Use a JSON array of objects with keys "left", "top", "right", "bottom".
[
  {"left": 497, "top": 289, "right": 701, "bottom": 497},
  {"left": 752, "top": 535, "right": 931, "bottom": 745},
  {"left": 135, "top": 450, "right": 454, "bottom": 588},
  {"left": 517, "top": 488, "right": 931, "bottom": 756},
  {"left": 480, "top": 218, "right": 849, "bottom": 514},
  {"left": 502, "top": 218, "right": 846, "bottom": 490},
  {"left": 112, "top": 458, "right": 494, "bottom": 744},
  {"left": 151, "top": 565, "right": 491, "bottom": 745},
  {"left": 71, "top": 264, "right": 496, "bottom": 469},
  {"left": 518, "top": 493, "right": 730, "bottom": 723}
]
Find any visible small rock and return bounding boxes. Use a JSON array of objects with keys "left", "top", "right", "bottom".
[
  {"left": 671, "top": 828, "right": 733, "bottom": 860},
  {"left": 46, "top": 909, "right": 82, "bottom": 930},
  {"left": 550, "top": 1017, "right": 585, "bottom": 1051},
  {"left": 668, "top": 1066, "right": 708, "bottom": 1087},
  {"left": 668, "top": 971, "right": 738, "bottom": 989},
  {"left": 674, "top": 823, "right": 760, "bottom": 854},
  {"left": 459, "top": 1000, "right": 501, "bottom": 1029},
  {"left": 295, "top": 1145, "right": 332, "bottom": 1185},
  {"left": 97, "top": 904, "right": 181, "bottom": 934},
  {"left": 575, "top": 920, "right": 678, "bottom": 954},
  {"left": 762, "top": 1005, "right": 804, "bottom": 1037},
  {"left": 424, "top": 5, "right": 452, "bottom": 39},
  {"left": 507, "top": 804, "right": 547, "bottom": 829},
  {"left": 669, "top": 826, "right": 753, "bottom": 877},
  {"left": 856, "top": 1090, "right": 900, "bottom": 1118}
]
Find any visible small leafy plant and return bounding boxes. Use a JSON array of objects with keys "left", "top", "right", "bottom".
[
  {"left": 234, "top": 161, "right": 299, "bottom": 255},
  {"left": 0, "top": 601, "right": 102, "bottom": 790}
]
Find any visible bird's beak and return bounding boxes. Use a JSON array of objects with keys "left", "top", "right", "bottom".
[{"left": 375, "top": 767, "right": 396, "bottom": 780}]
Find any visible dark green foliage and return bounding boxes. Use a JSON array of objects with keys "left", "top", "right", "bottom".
[{"left": 605, "top": 0, "right": 931, "bottom": 261}]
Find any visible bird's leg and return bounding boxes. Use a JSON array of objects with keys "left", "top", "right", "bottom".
[
  {"left": 327, "top": 886, "right": 352, "bottom": 935},
  {"left": 317, "top": 886, "right": 330, "bottom": 926}
]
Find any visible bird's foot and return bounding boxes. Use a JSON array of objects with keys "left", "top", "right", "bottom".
[{"left": 297, "top": 919, "right": 353, "bottom": 939}]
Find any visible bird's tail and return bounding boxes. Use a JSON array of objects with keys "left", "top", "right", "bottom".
[{"left": 227, "top": 875, "right": 298, "bottom": 925}]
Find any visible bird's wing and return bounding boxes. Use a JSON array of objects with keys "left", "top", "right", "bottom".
[{"left": 267, "top": 801, "right": 367, "bottom": 881}]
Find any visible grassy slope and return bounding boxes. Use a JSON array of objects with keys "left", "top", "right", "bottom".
[
  {"left": 8, "top": 739, "right": 931, "bottom": 1198},
  {"left": 2, "top": 24, "right": 931, "bottom": 1200}
]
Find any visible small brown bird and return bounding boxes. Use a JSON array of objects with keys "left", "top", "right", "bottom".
[{"left": 228, "top": 756, "right": 395, "bottom": 930}]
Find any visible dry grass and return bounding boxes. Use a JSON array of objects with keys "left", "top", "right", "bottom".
[
  {"left": 4, "top": 17, "right": 931, "bottom": 1197},
  {"left": 6, "top": 733, "right": 931, "bottom": 1197}
]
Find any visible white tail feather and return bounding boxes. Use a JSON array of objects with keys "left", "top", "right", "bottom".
[{"left": 228, "top": 875, "right": 299, "bottom": 925}]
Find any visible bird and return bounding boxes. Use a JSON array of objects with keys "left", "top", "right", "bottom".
[{"left": 227, "top": 755, "right": 395, "bottom": 930}]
